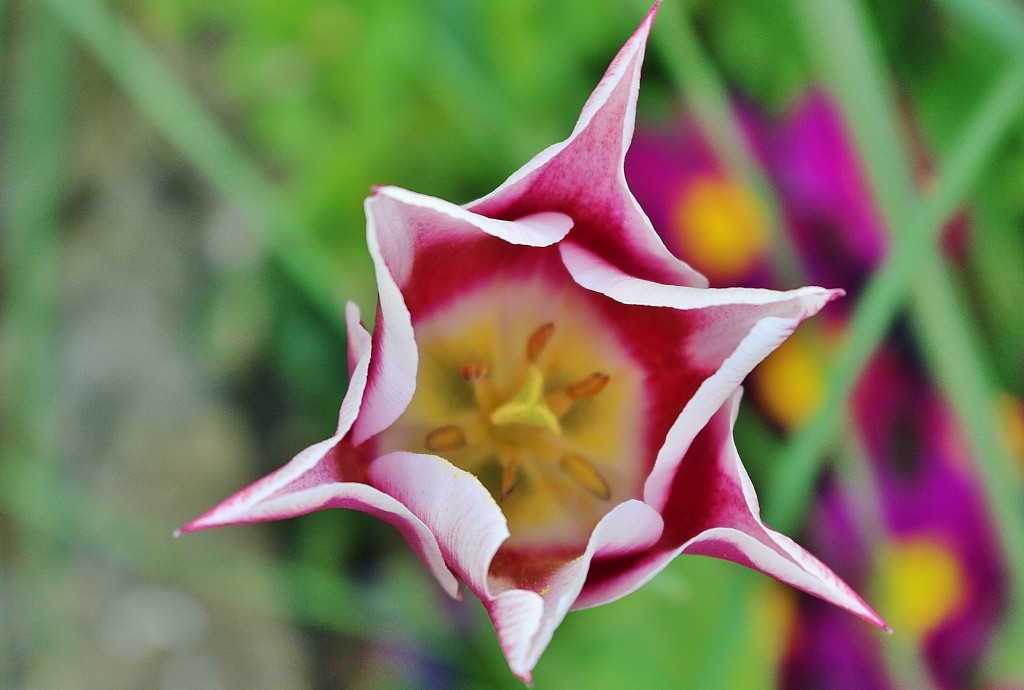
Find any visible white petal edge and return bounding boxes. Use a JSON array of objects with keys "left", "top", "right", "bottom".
[
  {"left": 561, "top": 240, "right": 839, "bottom": 311},
  {"left": 376, "top": 186, "right": 574, "bottom": 249},
  {"left": 355, "top": 194, "right": 421, "bottom": 445},
  {"left": 178, "top": 303, "right": 375, "bottom": 530}
]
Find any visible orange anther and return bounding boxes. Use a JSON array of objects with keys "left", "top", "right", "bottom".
[
  {"left": 560, "top": 453, "right": 611, "bottom": 501},
  {"left": 500, "top": 459, "right": 518, "bottom": 501},
  {"left": 566, "top": 372, "right": 609, "bottom": 400},
  {"left": 526, "top": 322, "right": 556, "bottom": 362},
  {"left": 424, "top": 425, "right": 467, "bottom": 452}
]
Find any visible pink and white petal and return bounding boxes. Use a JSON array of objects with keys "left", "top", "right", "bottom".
[
  {"left": 649, "top": 392, "right": 883, "bottom": 628},
  {"left": 369, "top": 451, "right": 512, "bottom": 597},
  {"left": 643, "top": 314, "right": 806, "bottom": 509},
  {"left": 178, "top": 303, "right": 377, "bottom": 532},
  {"left": 679, "top": 527, "right": 886, "bottom": 629},
  {"left": 373, "top": 186, "right": 573, "bottom": 251},
  {"left": 188, "top": 478, "right": 459, "bottom": 598},
  {"left": 345, "top": 301, "right": 371, "bottom": 377},
  {"left": 488, "top": 590, "right": 546, "bottom": 685},
  {"left": 571, "top": 545, "right": 675, "bottom": 611},
  {"left": 562, "top": 241, "right": 841, "bottom": 508},
  {"left": 561, "top": 240, "right": 839, "bottom": 312},
  {"left": 364, "top": 454, "right": 664, "bottom": 685},
  {"left": 468, "top": 2, "right": 705, "bottom": 291},
  {"left": 468, "top": 4, "right": 658, "bottom": 209},
  {"left": 354, "top": 196, "right": 421, "bottom": 445},
  {"left": 685, "top": 396, "right": 886, "bottom": 628},
  {"left": 485, "top": 500, "right": 664, "bottom": 684},
  {"left": 353, "top": 190, "right": 574, "bottom": 444},
  {"left": 176, "top": 326, "right": 459, "bottom": 596}
]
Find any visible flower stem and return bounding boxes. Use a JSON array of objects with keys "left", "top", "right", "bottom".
[{"left": 0, "top": 3, "right": 72, "bottom": 682}]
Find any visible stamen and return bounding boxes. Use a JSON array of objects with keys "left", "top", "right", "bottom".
[
  {"left": 461, "top": 362, "right": 487, "bottom": 381},
  {"left": 425, "top": 425, "right": 467, "bottom": 452},
  {"left": 500, "top": 458, "right": 518, "bottom": 501},
  {"left": 547, "top": 372, "right": 611, "bottom": 417},
  {"left": 526, "top": 322, "right": 555, "bottom": 362},
  {"left": 566, "top": 372, "right": 609, "bottom": 400},
  {"left": 560, "top": 453, "right": 611, "bottom": 500}
]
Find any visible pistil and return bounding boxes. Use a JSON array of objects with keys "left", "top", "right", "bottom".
[{"left": 489, "top": 366, "right": 563, "bottom": 436}]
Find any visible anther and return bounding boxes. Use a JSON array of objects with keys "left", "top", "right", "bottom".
[
  {"left": 560, "top": 453, "right": 611, "bottom": 501},
  {"left": 526, "top": 322, "right": 555, "bottom": 362},
  {"left": 500, "top": 459, "right": 518, "bottom": 501},
  {"left": 566, "top": 372, "right": 609, "bottom": 400},
  {"left": 461, "top": 362, "right": 488, "bottom": 381},
  {"left": 424, "top": 425, "right": 467, "bottom": 452}
]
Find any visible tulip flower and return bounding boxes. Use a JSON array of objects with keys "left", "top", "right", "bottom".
[{"left": 179, "top": 5, "right": 885, "bottom": 682}]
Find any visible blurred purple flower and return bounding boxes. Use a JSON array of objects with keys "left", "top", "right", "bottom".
[
  {"left": 625, "top": 111, "right": 773, "bottom": 287},
  {"left": 784, "top": 347, "right": 1007, "bottom": 690},
  {"left": 179, "top": 7, "right": 886, "bottom": 684},
  {"left": 626, "top": 85, "right": 1007, "bottom": 689},
  {"left": 766, "top": 92, "right": 1004, "bottom": 690}
]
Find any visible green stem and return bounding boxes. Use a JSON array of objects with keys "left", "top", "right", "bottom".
[
  {"left": 788, "top": 0, "right": 917, "bottom": 212},
  {"left": 0, "top": 2, "right": 72, "bottom": 683},
  {"left": 932, "top": 0, "right": 1024, "bottom": 50},
  {"left": 835, "top": 432, "right": 940, "bottom": 690}
]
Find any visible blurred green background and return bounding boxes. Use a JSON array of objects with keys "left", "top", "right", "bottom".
[{"left": 2, "top": 0, "right": 1024, "bottom": 688}]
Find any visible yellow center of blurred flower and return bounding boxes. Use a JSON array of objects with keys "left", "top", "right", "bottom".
[
  {"left": 380, "top": 279, "right": 645, "bottom": 549},
  {"left": 749, "top": 330, "right": 826, "bottom": 429},
  {"left": 671, "top": 176, "right": 768, "bottom": 282},
  {"left": 878, "top": 536, "right": 965, "bottom": 638},
  {"left": 753, "top": 582, "right": 798, "bottom": 659},
  {"left": 997, "top": 393, "right": 1024, "bottom": 480}
]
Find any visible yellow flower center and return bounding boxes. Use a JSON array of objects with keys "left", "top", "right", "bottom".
[
  {"left": 671, "top": 176, "right": 767, "bottom": 282},
  {"left": 877, "top": 535, "right": 966, "bottom": 638},
  {"left": 750, "top": 329, "right": 826, "bottom": 429},
  {"left": 379, "top": 278, "right": 645, "bottom": 549},
  {"left": 997, "top": 393, "right": 1024, "bottom": 480}
]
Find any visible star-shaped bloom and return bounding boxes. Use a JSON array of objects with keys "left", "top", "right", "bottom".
[{"left": 179, "top": 5, "right": 885, "bottom": 683}]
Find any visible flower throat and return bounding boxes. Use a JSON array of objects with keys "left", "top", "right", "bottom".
[{"left": 422, "top": 322, "right": 613, "bottom": 503}]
